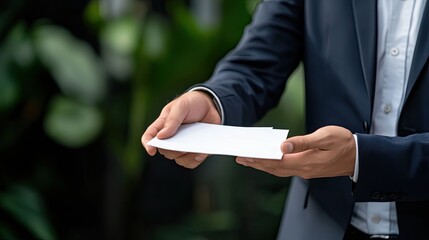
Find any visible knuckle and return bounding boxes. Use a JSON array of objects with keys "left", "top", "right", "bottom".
[{"left": 161, "top": 105, "right": 172, "bottom": 115}]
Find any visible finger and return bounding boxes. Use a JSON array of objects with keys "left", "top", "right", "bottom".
[
  {"left": 236, "top": 157, "right": 285, "bottom": 169},
  {"left": 194, "top": 153, "right": 209, "bottom": 162},
  {"left": 159, "top": 149, "right": 208, "bottom": 162},
  {"left": 236, "top": 157, "right": 273, "bottom": 170},
  {"left": 158, "top": 149, "right": 186, "bottom": 160},
  {"left": 237, "top": 153, "right": 312, "bottom": 174},
  {"left": 175, "top": 153, "right": 208, "bottom": 169},
  {"left": 236, "top": 157, "right": 255, "bottom": 163},
  {"left": 141, "top": 117, "right": 168, "bottom": 156},
  {"left": 281, "top": 150, "right": 315, "bottom": 169},
  {"left": 235, "top": 158, "right": 293, "bottom": 177},
  {"left": 157, "top": 100, "right": 189, "bottom": 139},
  {"left": 281, "top": 131, "right": 323, "bottom": 154},
  {"left": 236, "top": 157, "right": 280, "bottom": 169}
]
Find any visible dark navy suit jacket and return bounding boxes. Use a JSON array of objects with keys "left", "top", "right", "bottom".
[{"left": 198, "top": 0, "right": 429, "bottom": 239}]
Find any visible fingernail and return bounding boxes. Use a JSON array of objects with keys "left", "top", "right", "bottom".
[
  {"left": 195, "top": 155, "right": 205, "bottom": 161},
  {"left": 284, "top": 142, "right": 293, "bottom": 153}
]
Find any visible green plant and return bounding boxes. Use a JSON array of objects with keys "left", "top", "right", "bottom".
[{"left": 0, "top": 185, "right": 56, "bottom": 240}]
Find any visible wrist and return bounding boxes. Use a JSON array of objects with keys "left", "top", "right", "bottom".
[
  {"left": 193, "top": 90, "right": 222, "bottom": 124},
  {"left": 189, "top": 87, "right": 224, "bottom": 124}
]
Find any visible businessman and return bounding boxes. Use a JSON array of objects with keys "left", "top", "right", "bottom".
[{"left": 142, "top": 0, "right": 429, "bottom": 239}]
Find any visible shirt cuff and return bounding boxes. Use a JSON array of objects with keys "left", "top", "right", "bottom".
[
  {"left": 189, "top": 86, "right": 225, "bottom": 125},
  {"left": 350, "top": 134, "right": 359, "bottom": 183}
]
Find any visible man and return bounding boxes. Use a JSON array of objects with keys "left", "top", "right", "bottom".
[{"left": 142, "top": 0, "right": 429, "bottom": 239}]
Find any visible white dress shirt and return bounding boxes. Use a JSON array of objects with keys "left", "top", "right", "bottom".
[{"left": 350, "top": 0, "right": 427, "bottom": 235}]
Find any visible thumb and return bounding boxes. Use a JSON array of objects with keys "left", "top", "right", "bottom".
[
  {"left": 281, "top": 134, "right": 316, "bottom": 154},
  {"left": 157, "top": 101, "right": 188, "bottom": 139},
  {"left": 157, "top": 118, "right": 182, "bottom": 139}
]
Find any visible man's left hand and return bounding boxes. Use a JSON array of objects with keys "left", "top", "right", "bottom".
[{"left": 236, "top": 126, "right": 356, "bottom": 179}]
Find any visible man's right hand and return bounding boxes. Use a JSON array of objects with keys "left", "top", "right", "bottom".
[{"left": 141, "top": 91, "right": 222, "bottom": 169}]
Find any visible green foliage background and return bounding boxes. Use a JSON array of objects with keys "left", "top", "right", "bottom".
[{"left": 0, "top": 0, "right": 304, "bottom": 239}]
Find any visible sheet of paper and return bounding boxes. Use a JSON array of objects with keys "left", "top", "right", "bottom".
[{"left": 147, "top": 122, "right": 289, "bottom": 160}]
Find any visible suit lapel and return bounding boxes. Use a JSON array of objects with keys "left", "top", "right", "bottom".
[
  {"left": 352, "top": 0, "right": 377, "bottom": 105},
  {"left": 405, "top": 2, "right": 429, "bottom": 100}
]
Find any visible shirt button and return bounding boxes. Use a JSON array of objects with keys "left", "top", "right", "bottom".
[
  {"left": 371, "top": 215, "right": 381, "bottom": 224},
  {"left": 391, "top": 47, "right": 399, "bottom": 56},
  {"left": 384, "top": 104, "right": 392, "bottom": 114}
]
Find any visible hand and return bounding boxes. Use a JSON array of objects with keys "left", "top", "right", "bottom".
[
  {"left": 141, "top": 91, "right": 221, "bottom": 168},
  {"left": 235, "top": 126, "right": 356, "bottom": 179}
]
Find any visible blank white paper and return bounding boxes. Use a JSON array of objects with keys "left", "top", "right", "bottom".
[{"left": 147, "top": 122, "right": 289, "bottom": 160}]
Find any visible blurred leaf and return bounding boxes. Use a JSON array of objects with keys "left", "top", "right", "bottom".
[
  {"left": 34, "top": 25, "right": 106, "bottom": 104},
  {"left": 169, "top": 1, "right": 206, "bottom": 38},
  {"left": 84, "top": 0, "right": 104, "bottom": 31},
  {"left": 44, "top": 95, "right": 103, "bottom": 148},
  {"left": 0, "top": 185, "right": 56, "bottom": 240},
  {"left": 141, "top": 14, "right": 169, "bottom": 60},
  {"left": 0, "top": 23, "right": 30, "bottom": 113},
  {"left": 101, "top": 17, "right": 140, "bottom": 80},
  {"left": 102, "top": 17, "right": 140, "bottom": 56},
  {"left": 13, "top": 37, "right": 34, "bottom": 67},
  {"left": 219, "top": 0, "right": 252, "bottom": 46},
  {"left": 0, "top": 71, "right": 20, "bottom": 113},
  {"left": 167, "top": 1, "right": 209, "bottom": 46},
  {"left": 4, "top": 23, "right": 35, "bottom": 67}
]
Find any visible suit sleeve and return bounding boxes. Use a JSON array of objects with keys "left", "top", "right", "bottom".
[
  {"left": 354, "top": 133, "right": 429, "bottom": 202},
  {"left": 195, "top": 0, "right": 304, "bottom": 126}
]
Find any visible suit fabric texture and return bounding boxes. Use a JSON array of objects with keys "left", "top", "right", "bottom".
[{"left": 197, "top": 0, "right": 429, "bottom": 239}]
